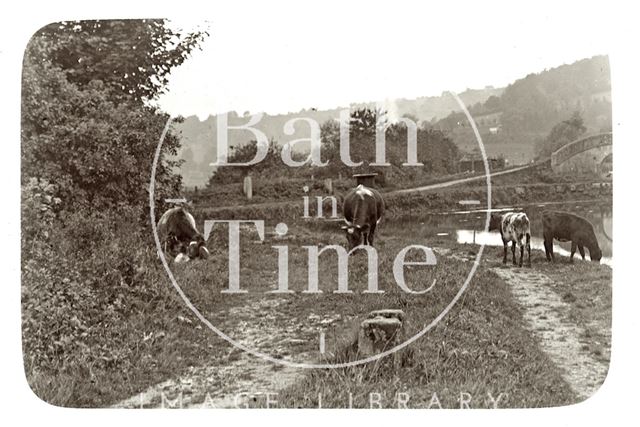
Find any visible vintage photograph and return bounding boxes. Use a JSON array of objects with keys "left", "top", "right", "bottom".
[{"left": 20, "top": 9, "right": 613, "bottom": 409}]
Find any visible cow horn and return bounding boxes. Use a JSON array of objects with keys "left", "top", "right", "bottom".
[{"left": 199, "top": 246, "right": 210, "bottom": 259}]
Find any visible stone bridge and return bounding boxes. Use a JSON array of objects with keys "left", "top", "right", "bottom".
[{"left": 551, "top": 133, "right": 612, "bottom": 174}]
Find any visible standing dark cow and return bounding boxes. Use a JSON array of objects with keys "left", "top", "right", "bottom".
[
  {"left": 157, "top": 206, "right": 210, "bottom": 263},
  {"left": 542, "top": 211, "right": 602, "bottom": 262},
  {"left": 341, "top": 184, "right": 385, "bottom": 250},
  {"left": 489, "top": 212, "right": 532, "bottom": 267}
]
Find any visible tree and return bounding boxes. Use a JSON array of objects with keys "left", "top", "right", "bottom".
[
  {"left": 21, "top": 20, "right": 208, "bottom": 211},
  {"left": 34, "top": 20, "right": 208, "bottom": 103},
  {"left": 535, "top": 111, "right": 587, "bottom": 159},
  {"left": 484, "top": 95, "right": 502, "bottom": 112},
  {"left": 207, "top": 139, "right": 285, "bottom": 185}
]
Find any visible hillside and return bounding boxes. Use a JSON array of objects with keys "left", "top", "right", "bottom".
[{"left": 433, "top": 55, "right": 611, "bottom": 164}]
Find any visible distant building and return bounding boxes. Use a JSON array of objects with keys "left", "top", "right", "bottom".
[
  {"left": 458, "top": 154, "right": 505, "bottom": 173},
  {"left": 473, "top": 111, "right": 503, "bottom": 127}
]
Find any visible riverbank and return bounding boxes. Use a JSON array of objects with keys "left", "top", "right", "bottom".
[{"left": 193, "top": 181, "right": 611, "bottom": 223}]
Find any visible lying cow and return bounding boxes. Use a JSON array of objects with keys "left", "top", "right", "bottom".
[
  {"left": 489, "top": 212, "right": 531, "bottom": 267},
  {"left": 157, "top": 206, "right": 210, "bottom": 263},
  {"left": 542, "top": 211, "right": 602, "bottom": 262},
  {"left": 341, "top": 184, "right": 385, "bottom": 250}
]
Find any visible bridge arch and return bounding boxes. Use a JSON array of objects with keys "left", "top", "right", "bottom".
[{"left": 551, "top": 132, "right": 612, "bottom": 174}]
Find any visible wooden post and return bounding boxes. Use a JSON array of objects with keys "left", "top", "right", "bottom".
[
  {"left": 243, "top": 176, "right": 253, "bottom": 200},
  {"left": 324, "top": 178, "right": 333, "bottom": 194}
]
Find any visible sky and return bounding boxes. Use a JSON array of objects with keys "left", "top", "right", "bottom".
[{"left": 156, "top": 1, "right": 612, "bottom": 120}]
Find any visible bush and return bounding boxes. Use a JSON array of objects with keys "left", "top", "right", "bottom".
[{"left": 21, "top": 192, "right": 179, "bottom": 404}]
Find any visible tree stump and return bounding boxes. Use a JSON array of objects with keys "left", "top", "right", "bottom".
[{"left": 358, "top": 309, "right": 406, "bottom": 369}]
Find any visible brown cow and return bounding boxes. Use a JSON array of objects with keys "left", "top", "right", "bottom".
[
  {"left": 341, "top": 184, "right": 385, "bottom": 250},
  {"left": 542, "top": 211, "right": 602, "bottom": 262},
  {"left": 157, "top": 206, "right": 210, "bottom": 263}
]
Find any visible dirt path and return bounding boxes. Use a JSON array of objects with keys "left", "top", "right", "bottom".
[
  {"left": 112, "top": 297, "right": 341, "bottom": 408},
  {"left": 490, "top": 266, "right": 609, "bottom": 400},
  {"left": 389, "top": 163, "right": 533, "bottom": 195},
  {"left": 436, "top": 246, "right": 609, "bottom": 400}
]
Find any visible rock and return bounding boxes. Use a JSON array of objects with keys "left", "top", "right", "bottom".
[{"left": 515, "top": 186, "right": 526, "bottom": 196}]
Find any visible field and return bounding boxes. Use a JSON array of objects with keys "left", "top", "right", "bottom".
[{"left": 101, "top": 204, "right": 610, "bottom": 409}]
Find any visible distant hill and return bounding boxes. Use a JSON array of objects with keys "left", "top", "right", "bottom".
[
  {"left": 432, "top": 55, "right": 611, "bottom": 165},
  {"left": 174, "top": 87, "right": 503, "bottom": 187}
]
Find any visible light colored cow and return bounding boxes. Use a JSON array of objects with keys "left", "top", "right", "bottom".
[{"left": 489, "top": 212, "right": 531, "bottom": 267}]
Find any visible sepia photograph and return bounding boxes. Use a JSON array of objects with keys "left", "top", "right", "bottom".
[{"left": 7, "top": 0, "right": 637, "bottom": 417}]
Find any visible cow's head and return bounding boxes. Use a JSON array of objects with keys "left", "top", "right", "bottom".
[
  {"left": 186, "top": 235, "right": 210, "bottom": 260},
  {"left": 590, "top": 246, "right": 602, "bottom": 262},
  {"left": 341, "top": 220, "right": 370, "bottom": 250},
  {"left": 488, "top": 213, "right": 502, "bottom": 231}
]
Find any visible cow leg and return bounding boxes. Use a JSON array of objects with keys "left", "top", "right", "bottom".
[
  {"left": 368, "top": 224, "right": 376, "bottom": 246},
  {"left": 570, "top": 241, "right": 577, "bottom": 263},
  {"left": 519, "top": 242, "right": 524, "bottom": 267},
  {"left": 544, "top": 235, "right": 554, "bottom": 262},
  {"left": 578, "top": 245, "right": 586, "bottom": 260},
  {"left": 526, "top": 233, "right": 532, "bottom": 267},
  {"left": 502, "top": 239, "right": 508, "bottom": 264},
  {"left": 511, "top": 241, "right": 517, "bottom": 265}
]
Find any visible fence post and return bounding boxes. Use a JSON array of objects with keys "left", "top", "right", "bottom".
[
  {"left": 324, "top": 178, "right": 333, "bottom": 194},
  {"left": 243, "top": 176, "right": 253, "bottom": 200}
]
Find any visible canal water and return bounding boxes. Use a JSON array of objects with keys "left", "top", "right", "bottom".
[{"left": 411, "top": 199, "right": 612, "bottom": 265}]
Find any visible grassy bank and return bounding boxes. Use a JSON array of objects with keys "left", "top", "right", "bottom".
[{"left": 24, "top": 197, "right": 610, "bottom": 408}]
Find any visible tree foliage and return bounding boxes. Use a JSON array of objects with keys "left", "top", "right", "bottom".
[
  {"left": 535, "top": 111, "right": 587, "bottom": 159},
  {"left": 207, "top": 108, "right": 459, "bottom": 188},
  {"left": 34, "top": 20, "right": 208, "bottom": 103},
  {"left": 21, "top": 20, "right": 207, "bottom": 211}
]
